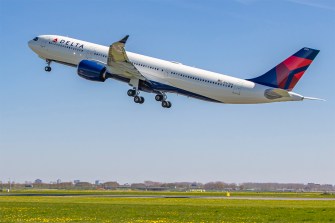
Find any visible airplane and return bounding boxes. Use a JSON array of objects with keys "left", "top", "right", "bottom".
[{"left": 28, "top": 35, "right": 323, "bottom": 108}]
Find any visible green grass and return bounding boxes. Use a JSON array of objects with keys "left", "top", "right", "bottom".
[{"left": 0, "top": 195, "right": 334, "bottom": 222}]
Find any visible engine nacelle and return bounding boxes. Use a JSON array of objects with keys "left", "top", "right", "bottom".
[{"left": 77, "top": 60, "right": 107, "bottom": 82}]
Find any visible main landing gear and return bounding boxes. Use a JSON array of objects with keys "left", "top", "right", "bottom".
[
  {"left": 127, "top": 79, "right": 145, "bottom": 105},
  {"left": 45, "top": 59, "right": 52, "bottom": 72},
  {"left": 127, "top": 89, "right": 144, "bottom": 104},
  {"left": 127, "top": 85, "right": 171, "bottom": 108},
  {"left": 155, "top": 93, "right": 172, "bottom": 108}
]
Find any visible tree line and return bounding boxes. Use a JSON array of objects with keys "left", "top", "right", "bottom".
[{"left": 1, "top": 180, "right": 334, "bottom": 192}]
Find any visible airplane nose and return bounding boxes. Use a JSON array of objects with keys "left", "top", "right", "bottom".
[
  {"left": 28, "top": 40, "right": 33, "bottom": 49},
  {"left": 28, "top": 39, "right": 38, "bottom": 51}
]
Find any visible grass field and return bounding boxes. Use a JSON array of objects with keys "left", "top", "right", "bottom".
[{"left": 0, "top": 191, "right": 334, "bottom": 222}]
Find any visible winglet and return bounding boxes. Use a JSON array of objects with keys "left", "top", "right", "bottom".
[
  {"left": 108, "top": 35, "right": 130, "bottom": 65},
  {"left": 120, "top": 35, "right": 129, "bottom": 44}
]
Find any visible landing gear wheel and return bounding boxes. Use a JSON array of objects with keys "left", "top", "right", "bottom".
[
  {"left": 127, "top": 89, "right": 136, "bottom": 97},
  {"left": 134, "top": 96, "right": 141, "bottom": 103},
  {"left": 162, "top": 101, "right": 172, "bottom": 108},
  {"left": 134, "top": 96, "right": 144, "bottom": 104},
  {"left": 139, "top": 97, "right": 145, "bottom": 104},
  {"left": 162, "top": 101, "right": 168, "bottom": 108},
  {"left": 155, "top": 94, "right": 163, "bottom": 101}
]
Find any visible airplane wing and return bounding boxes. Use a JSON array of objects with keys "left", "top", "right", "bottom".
[{"left": 107, "top": 35, "right": 145, "bottom": 80}]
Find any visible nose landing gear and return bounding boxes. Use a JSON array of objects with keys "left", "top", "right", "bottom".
[{"left": 45, "top": 59, "right": 52, "bottom": 72}]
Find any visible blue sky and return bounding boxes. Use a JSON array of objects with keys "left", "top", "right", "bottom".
[{"left": 0, "top": 0, "right": 334, "bottom": 185}]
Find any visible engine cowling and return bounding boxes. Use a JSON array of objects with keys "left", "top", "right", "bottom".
[{"left": 77, "top": 60, "right": 107, "bottom": 82}]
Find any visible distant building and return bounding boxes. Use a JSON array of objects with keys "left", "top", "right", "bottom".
[
  {"left": 56, "top": 179, "right": 61, "bottom": 184},
  {"left": 189, "top": 182, "right": 205, "bottom": 192},
  {"left": 103, "top": 181, "right": 119, "bottom": 189},
  {"left": 189, "top": 189, "right": 206, "bottom": 192},
  {"left": 74, "top": 180, "right": 80, "bottom": 184},
  {"left": 34, "top": 179, "right": 42, "bottom": 184},
  {"left": 95, "top": 180, "right": 100, "bottom": 185},
  {"left": 74, "top": 182, "right": 92, "bottom": 189},
  {"left": 117, "top": 183, "right": 131, "bottom": 190}
]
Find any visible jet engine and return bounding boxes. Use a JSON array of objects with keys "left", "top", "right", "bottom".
[{"left": 77, "top": 60, "right": 107, "bottom": 82}]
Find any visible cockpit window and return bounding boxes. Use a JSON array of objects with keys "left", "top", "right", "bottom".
[{"left": 33, "top": 37, "right": 38, "bottom": 41}]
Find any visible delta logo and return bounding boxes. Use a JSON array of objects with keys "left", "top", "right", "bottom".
[{"left": 52, "top": 38, "right": 84, "bottom": 49}]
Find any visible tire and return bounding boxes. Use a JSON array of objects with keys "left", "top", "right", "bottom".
[
  {"left": 155, "top": 94, "right": 163, "bottom": 101},
  {"left": 167, "top": 101, "right": 172, "bottom": 108},
  {"left": 139, "top": 97, "right": 145, "bottom": 104},
  {"left": 127, "top": 89, "right": 135, "bottom": 96},
  {"left": 162, "top": 101, "right": 168, "bottom": 108},
  {"left": 134, "top": 96, "right": 141, "bottom": 103}
]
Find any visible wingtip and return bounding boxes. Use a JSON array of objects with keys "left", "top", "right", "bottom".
[{"left": 120, "top": 35, "right": 129, "bottom": 44}]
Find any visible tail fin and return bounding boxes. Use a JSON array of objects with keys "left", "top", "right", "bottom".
[{"left": 248, "top": 47, "right": 319, "bottom": 90}]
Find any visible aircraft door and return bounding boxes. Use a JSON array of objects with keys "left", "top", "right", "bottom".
[
  {"left": 40, "top": 39, "right": 47, "bottom": 50},
  {"left": 164, "top": 68, "right": 170, "bottom": 77},
  {"left": 85, "top": 48, "right": 95, "bottom": 59},
  {"left": 233, "top": 81, "right": 242, "bottom": 95}
]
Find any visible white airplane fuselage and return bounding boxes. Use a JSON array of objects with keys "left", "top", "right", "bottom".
[{"left": 28, "top": 35, "right": 313, "bottom": 105}]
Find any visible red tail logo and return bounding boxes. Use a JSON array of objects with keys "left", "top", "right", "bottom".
[{"left": 248, "top": 48, "right": 319, "bottom": 90}]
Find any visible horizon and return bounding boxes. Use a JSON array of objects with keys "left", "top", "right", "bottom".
[
  {"left": 2, "top": 178, "right": 334, "bottom": 186},
  {"left": 1, "top": 0, "right": 334, "bottom": 184}
]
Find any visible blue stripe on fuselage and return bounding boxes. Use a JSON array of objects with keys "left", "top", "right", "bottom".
[
  {"left": 147, "top": 80, "right": 220, "bottom": 103},
  {"left": 106, "top": 72, "right": 220, "bottom": 103}
]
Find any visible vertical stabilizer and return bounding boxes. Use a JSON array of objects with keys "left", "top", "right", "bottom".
[{"left": 248, "top": 48, "right": 319, "bottom": 90}]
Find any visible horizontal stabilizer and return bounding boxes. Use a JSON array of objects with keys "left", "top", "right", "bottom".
[
  {"left": 264, "top": 88, "right": 290, "bottom": 100},
  {"left": 264, "top": 89, "right": 325, "bottom": 102},
  {"left": 303, "top": 97, "right": 326, "bottom": 101}
]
